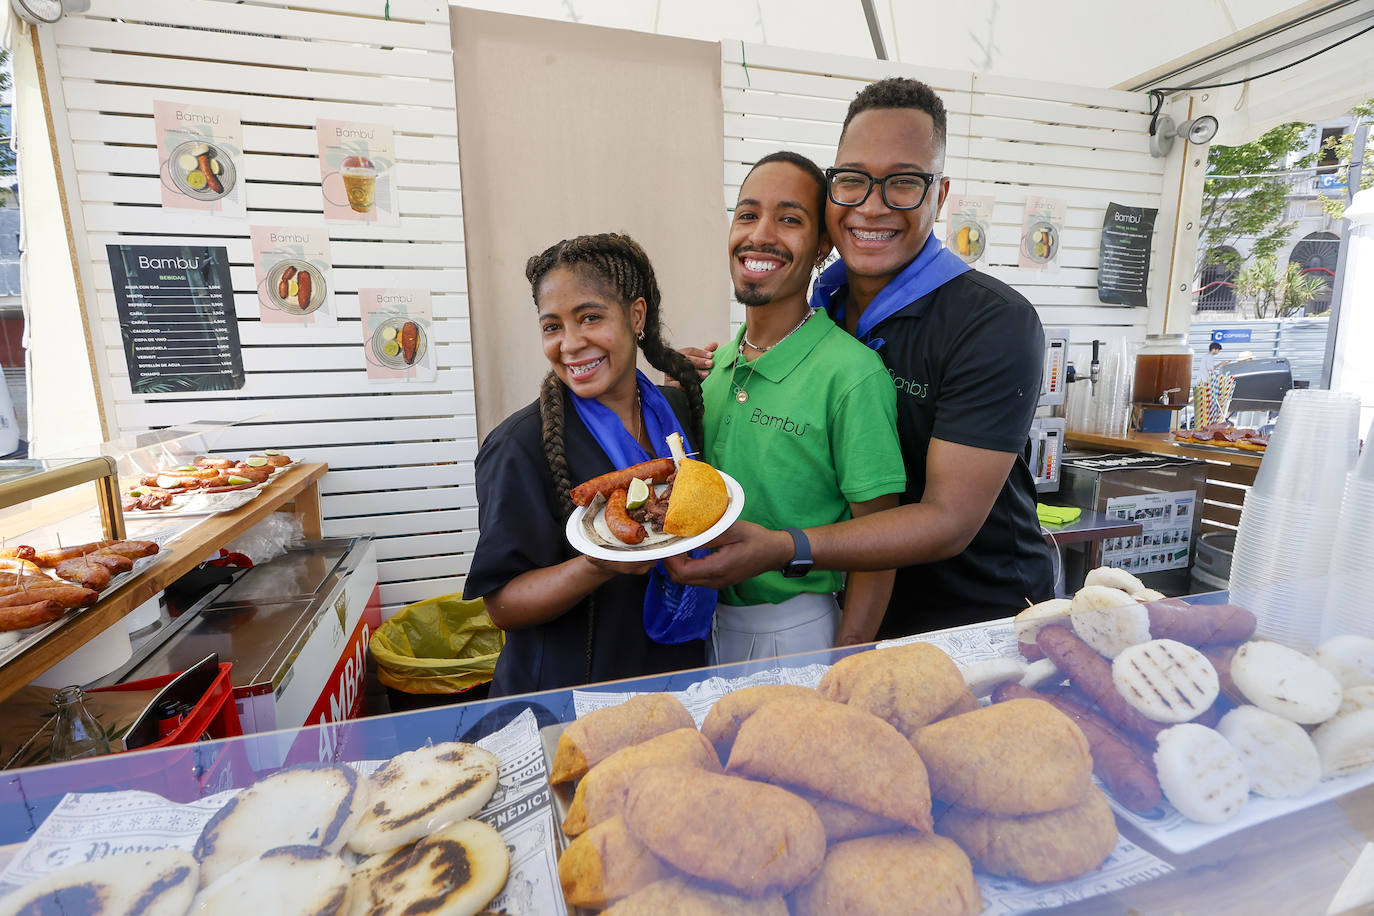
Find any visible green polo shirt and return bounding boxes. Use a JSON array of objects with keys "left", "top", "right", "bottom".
[{"left": 702, "top": 308, "right": 906, "bottom": 606}]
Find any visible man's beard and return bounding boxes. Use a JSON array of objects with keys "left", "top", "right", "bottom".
[{"left": 733, "top": 283, "right": 772, "bottom": 307}]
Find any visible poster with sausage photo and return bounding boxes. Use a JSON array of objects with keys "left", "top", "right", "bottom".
[
  {"left": 316, "top": 119, "right": 398, "bottom": 226},
  {"left": 1019, "top": 194, "right": 1066, "bottom": 270},
  {"left": 153, "top": 101, "right": 246, "bottom": 217},
  {"left": 359, "top": 288, "right": 435, "bottom": 382},
  {"left": 944, "top": 194, "right": 994, "bottom": 265},
  {"left": 250, "top": 226, "right": 335, "bottom": 326}
]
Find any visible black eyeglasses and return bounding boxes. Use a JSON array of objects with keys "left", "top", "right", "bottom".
[{"left": 825, "top": 168, "right": 940, "bottom": 211}]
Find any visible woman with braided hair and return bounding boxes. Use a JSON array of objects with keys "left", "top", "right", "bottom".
[{"left": 462, "top": 232, "right": 712, "bottom": 696}]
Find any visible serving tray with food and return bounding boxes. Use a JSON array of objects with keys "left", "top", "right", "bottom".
[
  {"left": 1171, "top": 425, "right": 1268, "bottom": 452},
  {"left": 121, "top": 451, "right": 296, "bottom": 515},
  {"left": 0, "top": 539, "right": 163, "bottom": 665},
  {"left": 564, "top": 434, "right": 745, "bottom": 562}
]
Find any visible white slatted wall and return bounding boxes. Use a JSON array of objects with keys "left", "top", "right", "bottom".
[
  {"left": 722, "top": 44, "right": 1167, "bottom": 355},
  {"left": 45, "top": 0, "right": 472, "bottom": 615}
]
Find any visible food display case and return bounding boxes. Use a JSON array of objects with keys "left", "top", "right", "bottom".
[{"left": 1, "top": 587, "right": 1370, "bottom": 916}]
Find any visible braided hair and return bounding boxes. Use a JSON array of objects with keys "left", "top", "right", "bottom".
[{"left": 526, "top": 232, "right": 706, "bottom": 518}]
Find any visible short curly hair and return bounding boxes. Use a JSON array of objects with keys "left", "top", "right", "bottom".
[{"left": 840, "top": 77, "right": 947, "bottom": 152}]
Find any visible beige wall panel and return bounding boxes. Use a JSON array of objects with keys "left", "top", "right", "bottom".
[{"left": 452, "top": 9, "right": 728, "bottom": 439}]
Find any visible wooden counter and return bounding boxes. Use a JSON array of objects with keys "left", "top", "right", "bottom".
[
  {"left": 1066, "top": 431, "right": 1260, "bottom": 534},
  {"left": 0, "top": 462, "right": 327, "bottom": 703},
  {"left": 1066, "top": 430, "right": 1264, "bottom": 468}
]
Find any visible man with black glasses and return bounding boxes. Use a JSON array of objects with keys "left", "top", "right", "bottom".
[{"left": 671, "top": 77, "right": 1054, "bottom": 637}]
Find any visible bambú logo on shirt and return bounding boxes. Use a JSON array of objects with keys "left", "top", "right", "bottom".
[
  {"left": 889, "top": 369, "right": 929, "bottom": 399},
  {"left": 749, "top": 408, "right": 810, "bottom": 437}
]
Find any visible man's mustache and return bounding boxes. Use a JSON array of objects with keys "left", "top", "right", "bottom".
[{"left": 732, "top": 244, "right": 793, "bottom": 264}]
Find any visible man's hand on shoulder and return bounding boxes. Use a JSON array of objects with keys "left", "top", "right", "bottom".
[
  {"left": 662, "top": 520, "right": 792, "bottom": 588},
  {"left": 666, "top": 342, "right": 718, "bottom": 386}
]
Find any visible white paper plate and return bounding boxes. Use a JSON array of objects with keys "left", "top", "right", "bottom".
[{"left": 564, "top": 470, "right": 745, "bottom": 562}]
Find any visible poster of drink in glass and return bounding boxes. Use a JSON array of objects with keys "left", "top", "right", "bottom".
[
  {"left": 944, "top": 194, "right": 994, "bottom": 264},
  {"left": 153, "top": 101, "right": 245, "bottom": 217},
  {"left": 251, "top": 226, "right": 335, "bottom": 326},
  {"left": 1019, "top": 194, "right": 1066, "bottom": 270},
  {"left": 359, "top": 289, "right": 435, "bottom": 382},
  {"left": 316, "top": 119, "right": 398, "bottom": 225}
]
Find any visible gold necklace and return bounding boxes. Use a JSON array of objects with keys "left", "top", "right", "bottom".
[{"left": 731, "top": 308, "right": 814, "bottom": 404}]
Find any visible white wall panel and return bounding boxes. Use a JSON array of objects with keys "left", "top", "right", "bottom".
[
  {"left": 48, "top": 0, "right": 473, "bottom": 615},
  {"left": 721, "top": 43, "right": 1166, "bottom": 357}
]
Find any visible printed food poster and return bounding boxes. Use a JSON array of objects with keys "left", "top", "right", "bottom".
[
  {"left": 1098, "top": 202, "right": 1160, "bottom": 306},
  {"left": 359, "top": 288, "right": 435, "bottom": 382},
  {"left": 944, "top": 194, "right": 994, "bottom": 264},
  {"left": 316, "top": 119, "right": 398, "bottom": 225},
  {"left": 1019, "top": 195, "right": 1066, "bottom": 270},
  {"left": 1100, "top": 490, "right": 1195, "bottom": 573},
  {"left": 250, "top": 226, "right": 334, "bottom": 326},
  {"left": 153, "top": 101, "right": 245, "bottom": 217}
]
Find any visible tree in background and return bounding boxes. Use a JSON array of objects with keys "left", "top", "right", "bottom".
[
  {"left": 1235, "top": 255, "right": 1326, "bottom": 319},
  {"left": 0, "top": 48, "right": 12, "bottom": 180},
  {"left": 1318, "top": 98, "right": 1374, "bottom": 221},
  {"left": 1197, "top": 122, "right": 1316, "bottom": 278}
]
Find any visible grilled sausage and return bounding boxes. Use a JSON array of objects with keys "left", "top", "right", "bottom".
[
  {"left": 0, "top": 599, "right": 66, "bottom": 632},
  {"left": 296, "top": 268, "right": 312, "bottom": 309},
  {"left": 994, "top": 681, "right": 1163, "bottom": 812},
  {"left": 31, "top": 541, "right": 116, "bottom": 568},
  {"left": 277, "top": 265, "right": 296, "bottom": 301},
  {"left": 571, "top": 458, "right": 677, "bottom": 508},
  {"left": 400, "top": 320, "right": 419, "bottom": 365},
  {"left": 98, "top": 541, "right": 159, "bottom": 561},
  {"left": 0, "top": 546, "right": 36, "bottom": 561},
  {"left": 604, "top": 488, "right": 647, "bottom": 545},
  {"left": 1036, "top": 624, "right": 1165, "bottom": 744},
  {"left": 85, "top": 551, "right": 134, "bottom": 574},
  {"left": 0, "top": 586, "right": 98, "bottom": 610},
  {"left": 54, "top": 559, "right": 112, "bottom": 592},
  {"left": 1145, "top": 600, "right": 1257, "bottom": 646}
]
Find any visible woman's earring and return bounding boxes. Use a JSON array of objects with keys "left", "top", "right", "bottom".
[{"left": 637, "top": 329, "right": 645, "bottom": 341}]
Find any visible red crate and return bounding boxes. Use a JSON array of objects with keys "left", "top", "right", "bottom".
[{"left": 91, "top": 662, "right": 242, "bottom": 749}]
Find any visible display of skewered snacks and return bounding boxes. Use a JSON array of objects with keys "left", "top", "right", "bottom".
[
  {"left": 122, "top": 451, "right": 294, "bottom": 511},
  {"left": 0, "top": 540, "right": 159, "bottom": 631}
]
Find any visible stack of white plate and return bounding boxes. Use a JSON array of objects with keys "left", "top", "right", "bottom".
[
  {"left": 1229, "top": 389, "right": 1361, "bottom": 651},
  {"left": 1323, "top": 414, "right": 1374, "bottom": 639}
]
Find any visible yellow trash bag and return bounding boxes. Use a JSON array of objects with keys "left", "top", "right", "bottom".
[{"left": 370, "top": 594, "right": 505, "bottom": 695}]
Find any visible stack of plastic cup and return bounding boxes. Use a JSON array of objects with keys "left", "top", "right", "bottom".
[
  {"left": 1323, "top": 413, "right": 1374, "bottom": 640},
  {"left": 1229, "top": 389, "right": 1362, "bottom": 651}
]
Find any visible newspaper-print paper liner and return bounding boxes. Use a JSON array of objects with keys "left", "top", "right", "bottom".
[{"left": 0, "top": 708, "right": 566, "bottom": 916}]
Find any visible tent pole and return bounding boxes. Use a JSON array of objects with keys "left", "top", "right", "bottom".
[{"left": 859, "top": 0, "right": 888, "bottom": 60}]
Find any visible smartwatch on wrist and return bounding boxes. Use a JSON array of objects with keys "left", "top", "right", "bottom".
[{"left": 781, "top": 527, "right": 814, "bottom": 578}]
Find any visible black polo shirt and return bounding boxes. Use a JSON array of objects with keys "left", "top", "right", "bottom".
[
  {"left": 862, "top": 269, "right": 1055, "bottom": 636},
  {"left": 462, "top": 387, "right": 705, "bottom": 697}
]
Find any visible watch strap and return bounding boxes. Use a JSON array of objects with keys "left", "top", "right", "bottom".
[{"left": 781, "top": 527, "right": 813, "bottom": 578}]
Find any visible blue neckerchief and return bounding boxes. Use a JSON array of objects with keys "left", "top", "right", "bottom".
[
  {"left": 569, "top": 371, "right": 716, "bottom": 645},
  {"left": 809, "top": 232, "right": 971, "bottom": 351}
]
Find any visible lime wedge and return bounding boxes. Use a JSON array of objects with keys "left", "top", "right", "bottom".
[
  {"left": 227, "top": 475, "right": 251, "bottom": 486},
  {"left": 624, "top": 477, "right": 650, "bottom": 511},
  {"left": 382, "top": 326, "right": 398, "bottom": 341},
  {"left": 382, "top": 340, "right": 400, "bottom": 357},
  {"left": 264, "top": 449, "right": 282, "bottom": 456},
  {"left": 174, "top": 464, "right": 195, "bottom": 472},
  {"left": 129, "top": 488, "right": 146, "bottom": 497},
  {"left": 245, "top": 456, "right": 269, "bottom": 468}
]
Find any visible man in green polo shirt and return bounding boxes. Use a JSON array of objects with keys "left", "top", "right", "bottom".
[{"left": 701, "top": 150, "right": 905, "bottom": 663}]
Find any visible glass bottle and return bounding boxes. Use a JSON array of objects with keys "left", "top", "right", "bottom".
[{"left": 50, "top": 686, "right": 111, "bottom": 762}]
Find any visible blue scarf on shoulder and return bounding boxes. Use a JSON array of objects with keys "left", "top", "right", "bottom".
[
  {"left": 569, "top": 371, "right": 716, "bottom": 644},
  {"left": 809, "top": 233, "right": 970, "bottom": 351}
]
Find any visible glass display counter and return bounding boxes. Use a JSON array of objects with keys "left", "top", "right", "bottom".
[{"left": 0, "top": 589, "right": 1367, "bottom": 915}]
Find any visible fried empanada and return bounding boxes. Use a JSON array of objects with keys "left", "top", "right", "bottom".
[{"left": 551, "top": 693, "right": 695, "bottom": 784}]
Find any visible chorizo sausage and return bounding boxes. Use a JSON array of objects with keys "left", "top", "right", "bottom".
[
  {"left": 278, "top": 265, "right": 296, "bottom": 301},
  {"left": 0, "top": 599, "right": 66, "bottom": 632},
  {"left": 1036, "top": 624, "right": 1165, "bottom": 744},
  {"left": 296, "top": 268, "right": 312, "bottom": 309},
  {"left": 53, "top": 560, "right": 112, "bottom": 592},
  {"left": 604, "top": 488, "right": 646, "bottom": 545},
  {"left": 0, "top": 586, "right": 98, "bottom": 609},
  {"left": 1145, "top": 599, "right": 1257, "bottom": 646},
  {"left": 993, "top": 681, "right": 1163, "bottom": 812},
  {"left": 571, "top": 458, "right": 677, "bottom": 508},
  {"left": 31, "top": 541, "right": 116, "bottom": 568},
  {"left": 0, "top": 546, "right": 36, "bottom": 561}
]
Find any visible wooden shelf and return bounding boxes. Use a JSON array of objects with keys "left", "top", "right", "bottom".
[
  {"left": 1066, "top": 430, "right": 1265, "bottom": 469},
  {"left": 0, "top": 463, "right": 328, "bottom": 703}
]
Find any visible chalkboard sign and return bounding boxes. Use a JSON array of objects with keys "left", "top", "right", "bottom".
[
  {"left": 108, "top": 244, "right": 244, "bottom": 393},
  {"left": 1097, "top": 203, "right": 1158, "bottom": 306}
]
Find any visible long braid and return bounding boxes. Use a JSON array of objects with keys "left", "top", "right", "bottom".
[{"left": 537, "top": 371, "right": 576, "bottom": 518}]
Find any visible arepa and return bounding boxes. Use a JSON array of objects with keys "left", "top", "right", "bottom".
[
  {"left": 348, "top": 819, "right": 508, "bottom": 916},
  {"left": 0, "top": 850, "right": 197, "bottom": 916},
  {"left": 347, "top": 742, "right": 498, "bottom": 855},
  {"left": 191, "top": 845, "right": 351, "bottom": 916},
  {"left": 1112, "top": 639, "right": 1219, "bottom": 723}
]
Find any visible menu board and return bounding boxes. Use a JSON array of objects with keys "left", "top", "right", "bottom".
[
  {"left": 1097, "top": 202, "right": 1159, "bottom": 306},
  {"left": 108, "top": 244, "right": 244, "bottom": 393}
]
